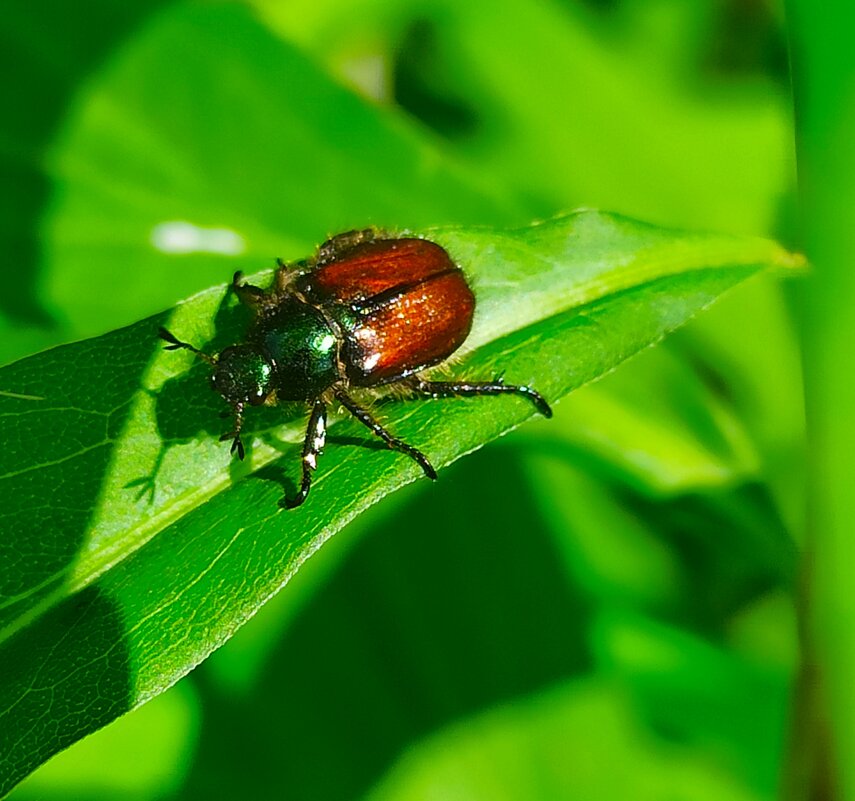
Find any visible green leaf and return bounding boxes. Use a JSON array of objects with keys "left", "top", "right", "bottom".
[
  {"left": 8, "top": 681, "right": 198, "bottom": 799},
  {"left": 0, "top": 211, "right": 797, "bottom": 795},
  {"left": 592, "top": 608, "right": 792, "bottom": 797},
  {"left": 365, "top": 678, "right": 766, "bottom": 801},
  {"left": 160, "top": 447, "right": 792, "bottom": 801},
  {"left": 520, "top": 342, "right": 762, "bottom": 497}
]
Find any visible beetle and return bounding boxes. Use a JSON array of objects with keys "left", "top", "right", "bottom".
[{"left": 159, "top": 229, "right": 552, "bottom": 507}]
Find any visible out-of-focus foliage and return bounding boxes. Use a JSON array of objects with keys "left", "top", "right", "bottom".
[{"left": 1, "top": 0, "right": 802, "bottom": 800}]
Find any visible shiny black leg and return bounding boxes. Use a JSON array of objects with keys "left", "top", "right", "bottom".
[
  {"left": 219, "top": 402, "right": 246, "bottom": 461},
  {"left": 407, "top": 377, "right": 553, "bottom": 418},
  {"left": 284, "top": 399, "right": 328, "bottom": 509},
  {"left": 335, "top": 389, "right": 437, "bottom": 479},
  {"left": 231, "top": 271, "right": 271, "bottom": 310}
]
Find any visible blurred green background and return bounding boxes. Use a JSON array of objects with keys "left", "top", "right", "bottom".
[{"left": 2, "top": 0, "right": 804, "bottom": 799}]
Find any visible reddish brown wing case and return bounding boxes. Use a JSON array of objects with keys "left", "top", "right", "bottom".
[{"left": 302, "top": 238, "right": 475, "bottom": 386}]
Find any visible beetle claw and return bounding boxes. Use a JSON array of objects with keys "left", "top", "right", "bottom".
[
  {"left": 219, "top": 432, "right": 245, "bottom": 460},
  {"left": 282, "top": 487, "right": 308, "bottom": 509},
  {"left": 158, "top": 327, "right": 214, "bottom": 363}
]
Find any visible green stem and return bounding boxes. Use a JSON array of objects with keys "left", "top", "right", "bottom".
[{"left": 785, "top": 3, "right": 855, "bottom": 799}]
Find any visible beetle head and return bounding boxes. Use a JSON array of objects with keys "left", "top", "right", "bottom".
[{"left": 212, "top": 345, "right": 273, "bottom": 406}]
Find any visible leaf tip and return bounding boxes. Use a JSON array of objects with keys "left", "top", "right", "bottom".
[{"left": 775, "top": 248, "right": 809, "bottom": 272}]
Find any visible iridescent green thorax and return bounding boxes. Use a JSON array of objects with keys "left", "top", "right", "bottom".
[{"left": 253, "top": 298, "right": 339, "bottom": 401}]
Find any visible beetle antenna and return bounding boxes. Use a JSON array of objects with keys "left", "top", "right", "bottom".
[{"left": 158, "top": 327, "right": 215, "bottom": 365}]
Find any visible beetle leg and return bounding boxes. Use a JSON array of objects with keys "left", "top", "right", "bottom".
[
  {"left": 273, "top": 257, "right": 310, "bottom": 293},
  {"left": 219, "top": 402, "right": 246, "bottom": 461},
  {"left": 284, "top": 399, "right": 328, "bottom": 508},
  {"left": 335, "top": 389, "right": 437, "bottom": 480},
  {"left": 406, "top": 377, "right": 553, "bottom": 419},
  {"left": 231, "top": 271, "right": 268, "bottom": 309},
  {"left": 316, "top": 228, "right": 378, "bottom": 265}
]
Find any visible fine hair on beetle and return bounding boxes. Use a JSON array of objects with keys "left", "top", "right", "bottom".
[{"left": 159, "top": 228, "right": 552, "bottom": 508}]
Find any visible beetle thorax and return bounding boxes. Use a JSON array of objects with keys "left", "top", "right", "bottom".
[{"left": 255, "top": 297, "right": 341, "bottom": 401}]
